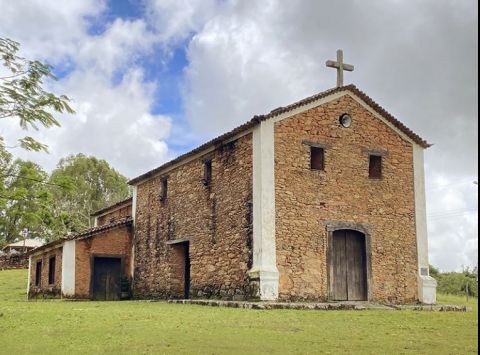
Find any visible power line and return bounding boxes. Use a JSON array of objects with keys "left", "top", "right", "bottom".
[
  {"left": 428, "top": 210, "right": 478, "bottom": 221},
  {"left": 428, "top": 208, "right": 478, "bottom": 217},
  {"left": 426, "top": 178, "right": 478, "bottom": 191}
]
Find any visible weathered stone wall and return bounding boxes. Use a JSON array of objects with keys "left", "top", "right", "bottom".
[
  {"left": 97, "top": 204, "right": 132, "bottom": 226},
  {"left": 74, "top": 225, "right": 133, "bottom": 299},
  {"left": 133, "top": 134, "right": 253, "bottom": 300},
  {"left": 274, "top": 95, "right": 418, "bottom": 303},
  {"left": 29, "top": 247, "right": 63, "bottom": 298},
  {"left": 0, "top": 253, "right": 28, "bottom": 270}
]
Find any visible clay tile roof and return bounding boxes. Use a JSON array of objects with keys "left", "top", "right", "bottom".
[
  {"left": 129, "top": 85, "right": 430, "bottom": 185},
  {"left": 91, "top": 197, "right": 133, "bottom": 217},
  {"left": 67, "top": 217, "right": 133, "bottom": 241},
  {"left": 27, "top": 217, "right": 133, "bottom": 256}
]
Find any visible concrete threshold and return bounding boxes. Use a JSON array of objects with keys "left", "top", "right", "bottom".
[{"left": 167, "top": 299, "right": 471, "bottom": 312}]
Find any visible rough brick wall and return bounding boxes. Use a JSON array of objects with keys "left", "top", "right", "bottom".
[
  {"left": 133, "top": 134, "right": 253, "bottom": 300},
  {"left": 97, "top": 205, "right": 132, "bottom": 226},
  {"left": 29, "top": 247, "right": 63, "bottom": 298},
  {"left": 274, "top": 95, "right": 418, "bottom": 303},
  {"left": 74, "top": 225, "right": 133, "bottom": 298}
]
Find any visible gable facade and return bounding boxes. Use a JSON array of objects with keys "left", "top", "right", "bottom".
[{"left": 274, "top": 94, "right": 418, "bottom": 302}]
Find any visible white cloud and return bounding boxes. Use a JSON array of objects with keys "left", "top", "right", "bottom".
[
  {"left": 184, "top": 0, "right": 322, "bottom": 136},
  {"left": 0, "top": 0, "right": 172, "bottom": 178},
  {"left": 1, "top": 67, "right": 171, "bottom": 178},
  {"left": 0, "top": 0, "right": 477, "bottom": 271},
  {"left": 426, "top": 173, "right": 478, "bottom": 271},
  {"left": 145, "top": 0, "right": 220, "bottom": 45},
  {"left": 180, "top": 0, "right": 478, "bottom": 271},
  {"left": 0, "top": 0, "right": 105, "bottom": 63},
  {"left": 76, "top": 18, "right": 156, "bottom": 78},
  {"left": 54, "top": 68, "right": 171, "bottom": 177}
]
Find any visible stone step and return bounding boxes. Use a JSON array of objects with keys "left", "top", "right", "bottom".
[{"left": 166, "top": 299, "right": 471, "bottom": 312}]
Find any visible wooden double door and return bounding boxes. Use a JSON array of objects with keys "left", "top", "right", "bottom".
[
  {"left": 331, "top": 230, "right": 368, "bottom": 301},
  {"left": 92, "top": 257, "right": 122, "bottom": 301}
]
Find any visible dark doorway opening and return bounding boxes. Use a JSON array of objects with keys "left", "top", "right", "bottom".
[
  {"left": 331, "top": 230, "right": 368, "bottom": 301},
  {"left": 170, "top": 241, "right": 191, "bottom": 299},
  {"left": 92, "top": 257, "right": 122, "bottom": 301},
  {"left": 183, "top": 242, "right": 190, "bottom": 299}
]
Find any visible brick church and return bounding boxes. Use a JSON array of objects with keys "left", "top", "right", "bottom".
[{"left": 26, "top": 56, "right": 437, "bottom": 304}]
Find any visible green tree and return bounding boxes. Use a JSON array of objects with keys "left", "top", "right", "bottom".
[
  {"left": 0, "top": 153, "right": 54, "bottom": 246},
  {"left": 49, "top": 154, "right": 130, "bottom": 234},
  {"left": 429, "top": 264, "right": 440, "bottom": 278},
  {"left": 0, "top": 38, "right": 74, "bottom": 152}
]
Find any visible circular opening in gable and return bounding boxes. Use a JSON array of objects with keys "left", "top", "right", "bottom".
[{"left": 339, "top": 114, "right": 352, "bottom": 128}]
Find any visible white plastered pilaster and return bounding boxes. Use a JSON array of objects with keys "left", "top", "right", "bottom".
[
  {"left": 27, "top": 256, "right": 32, "bottom": 299},
  {"left": 413, "top": 145, "right": 437, "bottom": 304},
  {"left": 61, "top": 240, "right": 76, "bottom": 297},
  {"left": 249, "top": 119, "right": 279, "bottom": 300}
]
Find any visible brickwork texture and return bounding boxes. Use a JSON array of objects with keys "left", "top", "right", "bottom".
[
  {"left": 97, "top": 204, "right": 132, "bottom": 227},
  {"left": 274, "top": 95, "right": 418, "bottom": 302},
  {"left": 29, "top": 246, "right": 63, "bottom": 298},
  {"left": 74, "top": 225, "right": 133, "bottom": 299},
  {"left": 133, "top": 134, "right": 253, "bottom": 300}
]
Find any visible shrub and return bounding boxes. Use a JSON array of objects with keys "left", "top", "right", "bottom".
[{"left": 430, "top": 265, "right": 478, "bottom": 297}]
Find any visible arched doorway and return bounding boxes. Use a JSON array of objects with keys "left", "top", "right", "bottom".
[{"left": 331, "top": 230, "right": 368, "bottom": 301}]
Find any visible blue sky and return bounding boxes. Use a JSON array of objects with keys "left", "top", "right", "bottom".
[
  {"left": 0, "top": 0, "right": 477, "bottom": 271},
  {"left": 83, "top": 0, "right": 198, "bottom": 153}
]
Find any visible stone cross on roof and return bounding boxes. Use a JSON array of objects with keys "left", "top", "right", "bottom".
[{"left": 326, "top": 49, "right": 354, "bottom": 87}]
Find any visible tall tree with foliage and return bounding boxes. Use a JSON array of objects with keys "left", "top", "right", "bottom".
[
  {"left": 0, "top": 149, "right": 55, "bottom": 247},
  {"left": 49, "top": 154, "right": 130, "bottom": 233},
  {"left": 0, "top": 147, "right": 14, "bottom": 247},
  {"left": 0, "top": 38, "right": 74, "bottom": 152}
]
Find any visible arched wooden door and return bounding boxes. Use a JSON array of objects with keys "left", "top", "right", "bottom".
[{"left": 331, "top": 230, "right": 368, "bottom": 301}]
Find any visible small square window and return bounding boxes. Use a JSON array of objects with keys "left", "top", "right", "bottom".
[
  {"left": 203, "top": 160, "right": 212, "bottom": 186},
  {"left": 310, "top": 147, "right": 325, "bottom": 171},
  {"left": 48, "top": 256, "right": 56, "bottom": 285},
  {"left": 160, "top": 178, "right": 168, "bottom": 201},
  {"left": 369, "top": 155, "right": 383, "bottom": 179}
]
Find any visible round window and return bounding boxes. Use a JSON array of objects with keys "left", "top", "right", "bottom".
[{"left": 339, "top": 114, "right": 352, "bottom": 128}]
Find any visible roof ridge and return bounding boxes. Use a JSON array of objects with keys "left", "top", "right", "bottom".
[
  {"left": 128, "top": 84, "right": 429, "bottom": 185},
  {"left": 27, "top": 217, "right": 133, "bottom": 256},
  {"left": 68, "top": 217, "right": 133, "bottom": 240},
  {"left": 345, "top": 86, "right": 431, "bottom": 148},
  {"left": 91, "top": 196, "right": 133, "bottom": 217}
]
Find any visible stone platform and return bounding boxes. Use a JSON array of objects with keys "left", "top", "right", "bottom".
[{"left": 167, "top": 299, "right": 470, "bottom": 312}]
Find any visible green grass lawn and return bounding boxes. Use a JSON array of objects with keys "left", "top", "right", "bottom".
[{"left": 0, "top": 269, "right": 477, "bottom": 354}]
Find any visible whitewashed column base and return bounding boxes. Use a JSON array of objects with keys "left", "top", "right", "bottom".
[
  {"left": 248, "top": 269, "right": 279, "bottom": 301},
  {"left": 61, "top": 240, "right": 76, "bottom": 298},
  {"left": 418, "top": 275, "right": 437, "bottom": 304}
]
